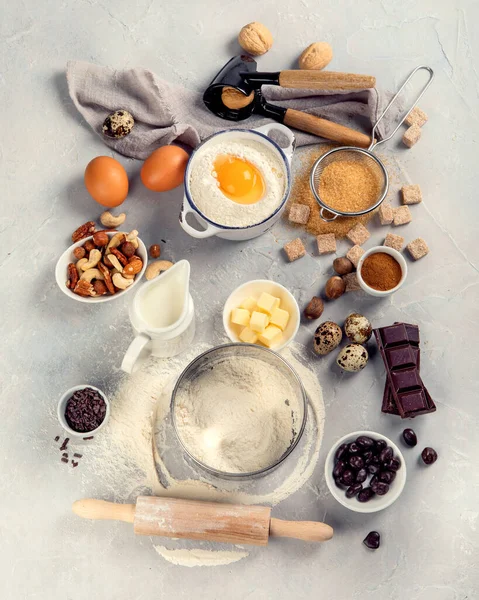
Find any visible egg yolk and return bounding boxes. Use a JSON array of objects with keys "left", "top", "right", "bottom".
[{"left": 213, "top": 155, "right": 265, "bottom": 204}]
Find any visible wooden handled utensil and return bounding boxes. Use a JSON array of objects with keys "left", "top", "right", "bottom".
[{"left": 73, "top": 496, "right": 334, "bottom": 546}]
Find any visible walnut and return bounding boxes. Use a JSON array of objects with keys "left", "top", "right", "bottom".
[
  {"left": 238, "top": 22, "right": 273, "bottom": 56},
  {"left": 298, "top": 42, "right": 333, "bottom": 71}
]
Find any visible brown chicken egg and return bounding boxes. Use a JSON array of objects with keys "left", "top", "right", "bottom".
[
  {"left": 84, "top": 156, "right": 129, "bottom": 207},
  {"left": 141, "top": 145, "right": 189, "bottom": 192}
]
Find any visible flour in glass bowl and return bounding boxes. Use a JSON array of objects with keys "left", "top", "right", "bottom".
[
  {"left": 173, "top": 355, "right": 302, "bottom": 474},
  {"left": 187, "top": 139, "right": 286, "bottom": 227}
]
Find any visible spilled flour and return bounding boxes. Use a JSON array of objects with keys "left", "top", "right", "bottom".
[
  {"left": 83, "top": 341, "right": 325, "bottom": 567},
  {"left": 154, "top": 546, "right": 249, "bottom": 567}
]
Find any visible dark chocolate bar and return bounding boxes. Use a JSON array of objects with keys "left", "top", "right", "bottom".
[{"left": 375, "top": 323, "right": 436, "bottom": 418}]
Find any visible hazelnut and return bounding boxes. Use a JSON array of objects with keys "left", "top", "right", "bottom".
[
  {"left": 121, "top": 242, "right": 136, "bottom": 258},
  {"left": 238, "top": 22, "right": 273, "bottom": 56},
  {"left": 298, "top": 42, "right": 333, "bottom": 71},
  {"left": 73, "top": 247, "right": 86, "bottom": 260},
  {"left": 333, "top": 257, "right": 354, "bottom": 276},
  {"left": 149, "top": 244, "right": 161, "bottom": 259},
  {"left": 304, "top": 297, "right": 324, "bottom": 320},
  {"left": 325, "top": 276, "right": 346, "bottom": 300},
  {"left": 83, "top": 240, "right": 95, "bottom": 253},
  {"left": 93, "top": 280, "right": 108, "bottom": 296},
  {"left": 93, "top": 231, "right": 109, "bottom": 247}
]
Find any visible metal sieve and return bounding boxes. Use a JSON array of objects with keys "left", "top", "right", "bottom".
[{"left": 310, "top": 66, "right": 434, "bottom": 222}]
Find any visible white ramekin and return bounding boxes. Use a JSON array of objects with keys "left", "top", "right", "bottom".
[
  {"left": 57, "top": 385, "right": 110, "bottom": 437},
  {"left": 357, "top": 246, "right": 407, "bottom": 297}
]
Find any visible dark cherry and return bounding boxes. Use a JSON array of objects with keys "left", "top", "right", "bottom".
[
  {"left": 375, "top": 482, "right": 390, "bottom": 496},
  {"left": 357, "top": 487, "right": 375, "bottom": 503},
  {"left": 346, "top": 483, "right": 363, "bottom": 498},
  {"left": 421, "top": 447, "right": 438, "bottom": 465},
  {"left": 349, "top": 455, "right": 364, "bottom": 470},
  {"left": 367, "top": 463, "right": 380, "bottom": 475},
  {"left": 335, "top": 443, "right": 349, "bottom": 461},
  {"left": 356, "top": 436, "right": 375, "bottom": 449},
  {"left": 374, "top": 439, "right": 387, "bottom": 454},
  {"left": 356, "top": 468, "right": 368, "bottom": 484},
  {"left": 370, "top": 475, "right": 379, "bottom": 492},
  {"left": 363, "top": 531, "right": 380, "bottom": 549},
  {"left": 371, "top": 455, "right": 380, "bottom": 465},
  {"left": 402, "top": 428, "right": 417, "bottom": 447},
  {"left": 385, "top": 457, "right": 401, "bottom": 472},
  {"left": 379, "top": 470, "right": 396, "bottom": 484},
  {"left": 348, "top": 442, "right": 360, "bottom": 454},
  {"left": 341, "top": 469, "right": 355, "bottom": 486},
  {"left": 363, "top": 451, "right": 373, "bottom": 465},
  {"left": 379, "top": 446, "right": 393, "bottom": 463},
  {"left": 333, "top": 460, "right": 346, "bottom": 479},
  {"left": 334, "top": 477, "right": 345, "bottom": 489}
]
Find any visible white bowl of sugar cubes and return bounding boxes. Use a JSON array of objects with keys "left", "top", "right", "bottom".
[{"left": 223, "top": 279, "right": 300, "bottom": 351}]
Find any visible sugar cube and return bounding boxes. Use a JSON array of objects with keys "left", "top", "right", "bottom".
[
  {"left": 393, "top": 206, "right": 412, "bottom": 226},
  {"left": 270, "top": 307, "right": 289, "bottom": 331},
  {"left": 240, "top": 296, "right": 257, "bottom": 312},
  {"left": 257, "top": 292, "right": 280, "bottom": 315},
  {"left": 250, "top": 311, "right": 270, "bottom": 334},
  {"left": 231, "top": 308, "right": 250, "bottom": 327},
  {"left": 239, "top": 327, "right": 258, "bottom": 344},
  {"left": 346, "top": 223, "right": 370, "bottom": 246},
  {"left": 346, "top": 244, "right": 365, "bottom": 268},
  {"left": 402, "top": 125, "right": 421, "bottom": 148},
  {"left": 384, "top": 233, "right": 405, "bottom": 252},
  {"left": 405, "top": 106, "right": 428, "bottom": 127},
  {"left": 258, "top": 325, "right": 283, "bottom": 348},
  {"left": 407, "top": 238, "right": 429, "bottom": 260},
  {"left": 378, "top": 202, "right": 394, "bottom": 225},
  {"left": 316, "top": 233, "right": 336, "bottom": 255},
  {"left": 289, "top": 203, "right": 310, "bottom": 225},
  {"left": 284, "top": 238, "right": 306, "bottom": 262},
  {"left": 401, "top": 184, "right": 422, "bottom": 205},
  {"left": 343, "top": 272, "right": 361, "bottom": 292}
]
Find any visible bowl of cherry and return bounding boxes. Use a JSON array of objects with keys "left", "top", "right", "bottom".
[{"left": 325, "top": 431, "right": 406, "bottom": 513}]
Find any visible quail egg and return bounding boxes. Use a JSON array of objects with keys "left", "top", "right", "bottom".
[
  {"left": 336, "top": 343, "right": 369, "bottom": 372},
  {"left": 344, "top": 313, "right": 372, "bottom": 344},
  {"left": 313, "top": 321, "right": 343, "bottom": 356},
  {"left": 102, "top": 110, "right": 135, "bottom": 139}
]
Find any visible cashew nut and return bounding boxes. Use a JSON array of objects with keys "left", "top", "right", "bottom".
[
  {"left": 100, "top": 211, "right": 126, "bottom": 228},
  {"left": 107, "top": 254, "right": 123, "bottom": 273},
  {"left": 112, "top": 272, "right": 134, "bottom": 290},
  {"left": 80, "top": 249, "right": 102, "bottom": 271},
  {"left": 76, "top": 258, "right": 89, "bottom": 275},
  {"left": 126, "top": 230, "right": 139, "bottom": 249},
  {"left": 145, "top": 260, "right": 174, "bottom": 281},
  {"left": 106, "top": 232, "right": 126, "bottom": 254},
  {"left": 80, "top": 268, "right": 105, "bottom": 282}
]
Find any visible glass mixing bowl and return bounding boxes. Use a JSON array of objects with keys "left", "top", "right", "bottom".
[{"left": 171, "top": 343, "right": 308, "bottom": 479}]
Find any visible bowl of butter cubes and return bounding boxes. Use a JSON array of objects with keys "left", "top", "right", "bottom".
[{"left": 223, "top": 279, "right": 300, "bottom": 351}]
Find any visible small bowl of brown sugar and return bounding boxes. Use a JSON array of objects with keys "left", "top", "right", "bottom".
[{"left": 357, "top": 247, "right": 407, "bottom": 297}]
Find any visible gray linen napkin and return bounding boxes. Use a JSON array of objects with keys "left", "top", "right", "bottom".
[{"left": 67, "top": 60, "right": 399, "bottom": 160}]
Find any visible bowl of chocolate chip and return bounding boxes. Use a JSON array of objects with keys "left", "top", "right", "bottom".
[
  {"left": 325, "top": 430, "right": 406, "bottom": 513},
  {"left": 57, "top": 385, "right": 110, "bottom": 437}
]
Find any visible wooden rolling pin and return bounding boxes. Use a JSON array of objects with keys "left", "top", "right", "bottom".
[{"left": 73, "top": 496, "right": 334, "bottom": 546}]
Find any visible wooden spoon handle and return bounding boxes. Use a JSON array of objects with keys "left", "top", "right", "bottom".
[
  {"left": 72, "top": 499, "right": 136, "bottom": 523},
  {"left": 283, "top": 108, "right": 371, "bottom": 147},
  {"left": 269, "top": 518, "right": 334, "bottom": 542},
  {"left": 278, "top": 70, "right": 375, "bottom": 90}
]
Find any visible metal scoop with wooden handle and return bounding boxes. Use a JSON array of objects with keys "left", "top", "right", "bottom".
[{"left": 73, "top": 496, "right": 334, "bottom": 546}]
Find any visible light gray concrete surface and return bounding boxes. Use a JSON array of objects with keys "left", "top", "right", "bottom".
[{"left": 2, "top": 0, "right": 479, "bottom": 598}]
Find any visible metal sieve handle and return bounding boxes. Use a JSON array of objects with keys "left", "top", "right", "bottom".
[
  {"left": 369, "top": 65, "right": 434, "bottom": 151},
  {"left": 320, "top": 207, "right": 338, "bottom": 222}
]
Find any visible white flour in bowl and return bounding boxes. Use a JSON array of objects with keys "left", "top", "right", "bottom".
[
  {"left": 173, "top": 354, "right": 302, "bottom": 474},
  {"left": 187, "top": 139, "right": 286, "bottom": 227}
]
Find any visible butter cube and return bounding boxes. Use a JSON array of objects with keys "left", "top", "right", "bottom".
[
  {"left": 239, "top": 327, "right": 258, "bottom": 344},
  {"left": 240, "top": 296, "right": 257, "bottom": 312},
  {"left": 231, "top": 308, "right": 250, "bottom": 327},
  {"left": 257, "top": 292, "right": 280, "bottom": 315},
  {"left": 270, "top": 307, "right": 289, "bottom": 331},
  {"left": 250, "top": 311, "right": 270, "bottom": 333},
  {"left": 258, "top": 325, "right": 283, "bottom": 348}
]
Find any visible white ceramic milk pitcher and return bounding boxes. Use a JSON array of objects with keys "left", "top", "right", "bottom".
[{"left": 121, "top": 260, "right": 195, "bottom": 374}]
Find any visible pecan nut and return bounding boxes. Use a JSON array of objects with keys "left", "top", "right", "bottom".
[
  {"left": 66, "top": 263, "right": 79, "bottom": 289},
  {"left": 110, "top": 247, "right": 128, "bottom": 266},
  {"left": 72, "top": 221, "right": 95, "bottom": 243},
  {"left": 73, "top": 280, "right": 97, "bottom": 297},
  {"left": 98, "top": 262, "right": 115, "bottom": 295}
]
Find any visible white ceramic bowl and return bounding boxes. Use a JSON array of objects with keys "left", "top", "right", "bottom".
[
  {"left": 357, "top": 246, "right": 407, "bottom": 297},
  {"left": 57, "top": 384, "right": 110, "bottom": 438},
  {"left": 55, "top": 232, "right": 147, "bottom": 303},
  {"left": 325, "top": 430, "right": 407, "bottom": 513},
  {"left": 223, "top": 279, "right": 300, "bottom": 351}
]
